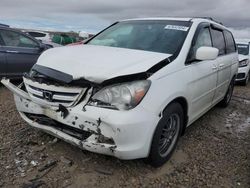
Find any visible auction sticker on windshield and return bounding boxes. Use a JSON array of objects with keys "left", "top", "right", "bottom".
[
  {"left": 164, "top": 25, "right": 189, "bottom": 31},
  {"left": 238, "top": 45, "right": 248, "bottom": 48}
]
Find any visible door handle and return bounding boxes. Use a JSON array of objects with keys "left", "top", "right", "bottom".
[
  {"left": 219, "top": 64, "right": 224, "bottom": 68},
  {"left": 212, "top": 65, "right": 218, "bottom": 70},
  {"left": 6, "top": 50, "right": 19, "bottom": 53}
]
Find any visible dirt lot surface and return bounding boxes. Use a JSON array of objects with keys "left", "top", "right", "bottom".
[{"left": 0, "top": 83, "right": 249, "bottom": 188}]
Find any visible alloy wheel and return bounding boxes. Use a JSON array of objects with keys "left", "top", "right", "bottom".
[{"left": 158, "top": 113, "right": 180, "bottom": 157}]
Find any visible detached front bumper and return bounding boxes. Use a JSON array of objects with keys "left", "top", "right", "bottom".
[{"left": 1, "top": 79, "right": 159, "bottom": 160}]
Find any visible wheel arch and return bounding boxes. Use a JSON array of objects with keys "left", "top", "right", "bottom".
[{"left": 162, "top": 96, "right": 189, "bottom": 136}]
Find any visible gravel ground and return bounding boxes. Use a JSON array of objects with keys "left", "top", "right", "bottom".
[{"left": 0, "top": 83, "right": 249, "bottom": 188}]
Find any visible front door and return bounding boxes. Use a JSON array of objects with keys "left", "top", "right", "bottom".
[{"left": 186, "top": 25, "right": 218, "bottom": 122}]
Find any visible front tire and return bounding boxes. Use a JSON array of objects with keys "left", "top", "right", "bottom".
[{"left": 147, "top": 103, "right": 184, "bottom": 167}]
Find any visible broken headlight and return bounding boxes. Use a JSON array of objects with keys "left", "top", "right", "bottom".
[{"left": 88, "top": 80, "right": 151, "bottom": 110}]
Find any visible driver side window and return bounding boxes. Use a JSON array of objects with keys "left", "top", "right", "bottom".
[
  {"left": 0, "top": 29, "right": 39, "bottom": 48},
  {"left": 189, "top": 27, "right": 212, "bottom": 61}
]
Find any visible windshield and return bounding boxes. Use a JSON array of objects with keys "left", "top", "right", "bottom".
[
  {"left": 88, "top": 20, "right": 191, "bottom": 54},
  {"left": 237, "top": 44, "right": 249, "bottom": 55}
]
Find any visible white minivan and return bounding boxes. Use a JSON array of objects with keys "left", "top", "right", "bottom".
[{"left": 2, "top": 17, "right": 238, "bottom": 167}]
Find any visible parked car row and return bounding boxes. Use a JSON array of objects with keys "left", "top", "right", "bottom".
[
  {"left": 25, "top": 30, "right": 62, "bottom": 48},
  {"left": 1, "top": 22, "right": 248, "bottom": 84},
  {"left": 0, "top": 25, "right": 94, "bottom": 79},
  {"left": 25, "top": 30, "right": 86, "bottom": 47},
  {"left": 235, "top": 39, "right": 250, "bottom": 85},
  {"left": 0, "top": 24, "right": 51, "bottom": 78},
  {"left": 1, "top": 17, "right": 240, "bottom": 167}
]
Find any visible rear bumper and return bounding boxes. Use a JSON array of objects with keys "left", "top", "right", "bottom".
[{"left": 1, "top": 79, "right": 159, "bottom": 160}]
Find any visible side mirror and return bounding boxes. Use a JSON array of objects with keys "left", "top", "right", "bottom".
[
  {"left": 38, "top": 43, "right": 47, "bottom": 51},
  {"left": 195, "top": 46, "right": 219, "bottom": 61}
]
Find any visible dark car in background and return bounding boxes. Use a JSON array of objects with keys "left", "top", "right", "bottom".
[{"left": 0, "top": 24, "right": 49, "bottom": 78}]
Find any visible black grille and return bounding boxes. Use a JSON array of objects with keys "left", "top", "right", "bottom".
[
  {"left": 24, "top": 113, "right": 91, "bottom": 140},
  {"left": 29, "top": 85, "right": 78, "bottom": 96},
  {"left": 24, "top": 77, "right": 85, "bottom": 107}
]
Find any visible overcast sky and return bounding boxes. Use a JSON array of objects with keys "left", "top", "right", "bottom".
[{"left": 0, "top": 0, "right": 250, "bottom": 38}]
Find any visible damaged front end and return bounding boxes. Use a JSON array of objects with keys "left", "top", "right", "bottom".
[
  {"left": 1, "top": 73, "right": 118, "bottom": 156},
  {"left": 1, "top": 68, "right": 159, "bottom": 160}
]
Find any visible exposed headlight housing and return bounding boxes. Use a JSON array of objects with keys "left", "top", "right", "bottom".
[
  {"left": 88, "top": 80, "right": 151, "bottom": 110},
  {"left": 239, "top": 59, "right": 249, "bottom": 67}
]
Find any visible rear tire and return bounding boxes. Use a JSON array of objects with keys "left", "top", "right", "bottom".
[
  {"left": 219, "top": 78, "right": 235, "bottom": 107},
  {"left": 147, "top": 103, "right": 184, "bottom": 167}
]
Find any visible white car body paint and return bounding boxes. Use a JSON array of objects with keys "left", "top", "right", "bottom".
[
  {"left": 36, "top": 45, "right": 171, "bottom": 83},
  {"left": 26, "top": 30, "right": 51, "bottom": 42},
  {"left": 237, "top": 54, "right": 250, "bottom": 81},
  {"left": 1, "top": 18, "right": 239, "bottom": 160},
  {"left": 235, "top": 39, "right": 250, "bottom": 82}
]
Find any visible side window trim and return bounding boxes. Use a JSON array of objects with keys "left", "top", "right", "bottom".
[
  {"left": 0, "top": 29, "right": 5, "bottom": 46},
  {"left": 211, "top": 24, "right": 224, "bottom": 32},
  {"left": 0, "top": 29, "right": 40, "bottom": 49},
  {"left": 222, "top": 31, "right": 227, "bottom": 55},
  {"left": 224, "top": 30, "right": 237, "bottom": 54},
  {"left": 231, "top": 31, "right": 237, "bottom": 52},
  {"left": 223, "top": 31, "right": 229, "bottom": 54},
  {"left": 208, "top": 27, "right": 214, "bottom": 47},
  {"left": 210, "top": 28, "right": 226, "bottom": 56},
  {"left": 248, "top": 43, "right": 249, "bottom": 53}
]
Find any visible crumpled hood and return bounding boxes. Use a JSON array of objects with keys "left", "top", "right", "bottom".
[
  {"left": 36, "top": 45, "right": 171, "bottom": 83},
  {"left": 238, "top": 54, "right": 249, "bottom": 62}
]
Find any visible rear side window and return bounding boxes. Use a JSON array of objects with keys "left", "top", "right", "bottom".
[
  {"left": 28, "top": 32, "right": 46, "bottom": 38},
  {"left": 211, "top": 29, "right": 226, "bottom": 55},
  {"left": 224, "top": 30, "right": 236, "bottom": 54}
]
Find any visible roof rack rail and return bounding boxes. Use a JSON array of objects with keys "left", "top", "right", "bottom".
[
  {"left": 0, "top": 23, "right": 9, "bottom": 27},
  {"left": 191, "top": 17, "right": 223, "bottom": 25}
]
